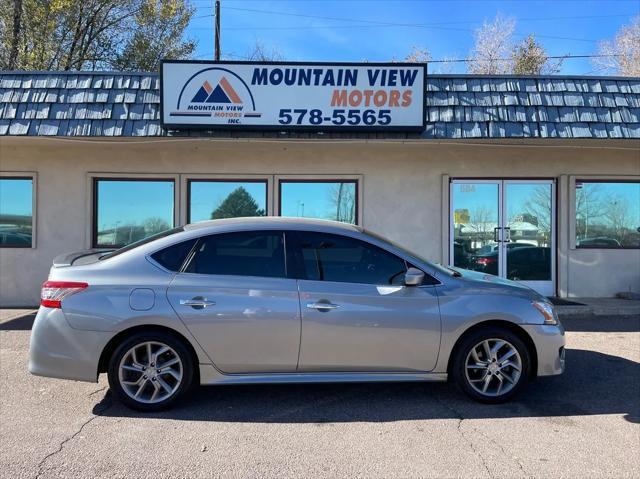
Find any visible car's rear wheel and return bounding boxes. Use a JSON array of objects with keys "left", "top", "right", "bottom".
[
  {"left": 107, "top": 331, "right": 194, "bottom": 411},
  {"left": 451, "top": 327, "right": 531, "bottom": 404}
]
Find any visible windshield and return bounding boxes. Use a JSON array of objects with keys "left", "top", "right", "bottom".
[
  {"left": 364, "top": 229, "right": 457, "bottom": 277},
  {"left": 99, "top": 227, "right": 185, "bottom": 261}
]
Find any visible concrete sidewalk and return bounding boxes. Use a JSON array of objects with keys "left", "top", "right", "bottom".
[{"left": 554, "top": 297, "right": 640, "bottom": 317}]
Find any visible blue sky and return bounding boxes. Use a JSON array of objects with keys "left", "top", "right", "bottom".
[
  {"left": 186, "top": 0, "right": 639, "bottom": 74},
  {"left": 0, "top": 179, "right": 32, "bottom": 217}
]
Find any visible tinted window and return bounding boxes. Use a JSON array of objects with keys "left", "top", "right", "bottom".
[
  {"left": 0, "top": 177, "right": 33, "bottom": 247},
  {"left": 295, "top": 232, "right": 407, "bottom": 285},
  {"left": 150, "top": 239, "right": 197, "bottom": 271},
  {"left": 576, "top": 181, "right": 639, "bottom": 249},
  {"left": 189, "top": 180, "right": 267, "bottom": 222},
  {"left": 185, "top": 232, "right": 285, "bottom": 278},
  {"left": 94, "top": 179, "right": 174, "bottom": 247},
  {"left": 100, "top": 227, "right": 185, "bottom": 260},
  {"left": 279, "top": 181, "right": 357, "bottom": 224}
]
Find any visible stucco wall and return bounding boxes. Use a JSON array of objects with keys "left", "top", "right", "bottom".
[{"left": 0, "top": 137, "right": 638, "bottom": 305}]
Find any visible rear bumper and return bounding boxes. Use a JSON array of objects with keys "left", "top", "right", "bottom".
[
  {"left": 522, "top": 322, "right": 566, "bottom": 377},
  {"left": 29, "top": 307, "right": 112, "bottom": 383}
]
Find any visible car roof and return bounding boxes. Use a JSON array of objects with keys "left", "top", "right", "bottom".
[{"left": 183, "top": 216, "right": 362, "bottom": 233}]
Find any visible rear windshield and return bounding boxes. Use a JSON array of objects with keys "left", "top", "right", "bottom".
[{"left": 99, "top": 227, "right": 185, "bottom": 261}]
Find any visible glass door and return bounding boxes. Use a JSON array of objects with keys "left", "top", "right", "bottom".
[
  {"left": 450, "top": 180, "right": 555, "bottom": 296},
  {"left": 503, "top": 181, "right": 554, "bottom": 296},
  {"left": 451, "top": 181, "right": 502, "bottom": 276}
]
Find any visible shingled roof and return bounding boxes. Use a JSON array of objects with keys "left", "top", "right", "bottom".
[{"left": 0, "top": 70, "right": 639, "bottom": 138}]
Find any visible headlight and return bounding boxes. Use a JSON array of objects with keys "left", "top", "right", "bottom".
[{"left": 532, "top": 301, "right": 558, "bottom": 325}]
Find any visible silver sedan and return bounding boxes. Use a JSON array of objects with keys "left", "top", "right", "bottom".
[{"left": 29, "top": 217, "right": 565, "bottom": 411}]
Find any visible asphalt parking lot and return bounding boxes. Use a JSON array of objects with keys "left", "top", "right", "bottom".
[{"left": 1, "top": 312, "right": 638, "bottom": 479}]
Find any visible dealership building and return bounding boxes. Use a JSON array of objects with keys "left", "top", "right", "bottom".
[{"left": 0, "top": 63, "right": 639, "bottom": 306}]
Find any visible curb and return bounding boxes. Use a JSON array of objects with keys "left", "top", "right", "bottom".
[{"left": 557, "top": 306, "right": 640, "bottom": 317}]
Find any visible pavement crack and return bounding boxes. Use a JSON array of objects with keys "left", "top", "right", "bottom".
[
  {"left": 34, "top": 396, "right": 113, "bottom": 479},
  {"left": 87, "top": 386, "right": 108, "bottom": 398},
  {"left": 434, "top": 394, "right": 530, "bottom": 479}
]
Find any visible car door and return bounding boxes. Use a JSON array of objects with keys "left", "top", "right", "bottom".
[
  {"left": 289, "top": 231, "right": 441, "bottom": 372},
  {"left": 166, "top": 230, "right": 301, "bottom": 373}
]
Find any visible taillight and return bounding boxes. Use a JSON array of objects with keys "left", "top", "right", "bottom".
[
  {"left": 41, "top": 281, "right": 88, "bottom": 308},
  {"left": 476, "top": 257, "right": 496, "bottom": 265}
]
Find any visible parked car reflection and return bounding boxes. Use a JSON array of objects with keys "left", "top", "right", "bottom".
[{"left": 471, "top": 246, "right": 551, "bottom": 281}]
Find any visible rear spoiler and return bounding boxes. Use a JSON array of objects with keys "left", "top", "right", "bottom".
[{"left": 52, "top": 249, "right": 115, "bottom": 267}]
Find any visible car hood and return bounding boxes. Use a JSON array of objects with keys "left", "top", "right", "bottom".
[{"left": 448, "top": 266, "right": 545, "bottom": 301}]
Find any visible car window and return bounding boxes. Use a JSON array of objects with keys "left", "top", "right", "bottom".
[
  {"left": 294, "top": 232, "right": 408, "bottom": 285},
  {"left": 150, "top": 239, "right": 197, "bottom": 272},
  {"left": 184, "top": 231, "right": 286, "bottom": 278},
  {"left": 100, "top": 227, "right": 185, "bottom": 260}
]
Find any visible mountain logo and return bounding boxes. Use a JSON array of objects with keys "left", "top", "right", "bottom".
[{"left": 190, "top": 77, "right": 242, "bottom": 104}]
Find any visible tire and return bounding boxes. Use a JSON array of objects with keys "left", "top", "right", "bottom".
[
  {"left": 451, "top": 327, "right": 531, "bottom": 404},
  {"left": 107, "top": 331, "right": 194, "bottom": 411}
]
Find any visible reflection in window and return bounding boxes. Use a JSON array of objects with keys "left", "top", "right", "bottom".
[
  {"left": 0, "top": 178, "right": 33, "bottom": 247},
  {"left": 296, "top": 232, "right": 407, "bottom": 285},
  {"left": 189, "top": 181, "right": 267, "bottom": 222},
  {"left": 95, "top": 179, "right": 174, "bottom": 247},
  {"left": 576, "top": 181, "right": 639, "bottom": 248},
  {"left": 280, "top": 181, "right": 357, "bottom": 224}
]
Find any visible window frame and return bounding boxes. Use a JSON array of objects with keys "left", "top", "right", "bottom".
[
  {"left": 570, "top": 176, "right": 640, "bottom": 250},
  {"left": 91, "top": 176, "right": 178, "bottom": 249},
  {"left": 276, "top": 175, "right": 362, "bottom": 225},
  {"left": 181, "top": 230, "right": 288, "bottom": 279},
  {"left": 0, "top": 173, "right": 37, "bottom": 249},
  {"left": 185, "top": 177, "right": 270, "bottom": 224}
]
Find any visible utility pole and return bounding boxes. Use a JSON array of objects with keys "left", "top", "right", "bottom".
[{"left": 214, "top": 0, "right": 221, "bottom": 61}]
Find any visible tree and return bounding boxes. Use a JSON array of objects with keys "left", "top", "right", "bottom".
[
  {"left": 594, "top": 15, "right": 640, "bottom": 76},
  {"left": 329, "top": 183, "right": 356, "bottom": 223},
  {"left": 0, "top": 0, "right": 196, "bottom": 71},
  {"left": 246, "top": 40, "right": 283, "bottom": 61},
  {"left": 210, "top": 187, "right": 266, "bottom": 220},
  {"left": 512, "top": 34, "right": 563, "bottom": 75},
  {"left": 523, "top": 184, "right": 552, "bottom": 235},
  {"left": 468, "top": 14, "right": 516, "bottom": 74},
  {"left": 144, "top": 216, "right": 171, "bottom": 234},
  {"left": 468, "top": 15, "right": 563, "bottom": 74},
  {"left": 404, "top": 46, "right": 431, "bottom": 63},
  {"left": 113, "top": 0, "right": 195, "bottom": 72},
  {"left": 468, "top": 206, "right": 494, "bottom": 248}
]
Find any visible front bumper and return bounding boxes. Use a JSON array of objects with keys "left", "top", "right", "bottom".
[
  {"left": 29, "top": 307, "right": 112, "bottom": 383},
  {"left": 522, "top": 322, "right": 566, "bottom": 376}
]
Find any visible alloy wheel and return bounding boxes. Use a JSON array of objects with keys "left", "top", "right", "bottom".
[
  {"left": 464, "top": 338, "right": 522, "bottom": 397},
  {"left": 118, "top": 341, "right": 183, "bottom": 404}
]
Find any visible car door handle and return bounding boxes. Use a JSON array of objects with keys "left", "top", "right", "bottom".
[
  {"left": 180, "top": 298, "right": 216, "bottom": 309},
  {"left": 306, "top": 302, "right": 340, "bottom": 310}
]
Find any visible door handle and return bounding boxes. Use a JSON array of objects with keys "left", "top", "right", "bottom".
[
  {"left": 493, "top": 227, "right": 501, "bottom": 243},
  {"left": 180, "top": 297, "right": 216, "bottom": 309},
  {"left": 503, "top": 227, "right": 511, "bottom": 243},
  {"left": 306, "top": 302, "right": 340, "bottom": 311}
]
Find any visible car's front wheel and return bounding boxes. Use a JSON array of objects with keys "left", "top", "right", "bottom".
[
  {"left": 451, "top": 327, "right": 531, "bottom": 403},
  {"left": 107, "top": 331, "right": 194, "bottom": 411}
]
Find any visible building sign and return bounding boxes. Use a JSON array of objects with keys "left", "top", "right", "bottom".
[{"left": 160, "top": 61, "right": 426, "bottom": 131}]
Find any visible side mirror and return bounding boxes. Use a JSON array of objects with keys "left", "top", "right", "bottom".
[{"left": 404, "top": 267, "right": 425, "bottom": 286}]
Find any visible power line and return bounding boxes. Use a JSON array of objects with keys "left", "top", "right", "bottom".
[{"left": 203, "top": 6, "right": 618, "bottom": 42}]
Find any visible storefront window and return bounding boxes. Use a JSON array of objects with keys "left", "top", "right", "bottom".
[
  {"left": 188, "top": 180, "right": 267, "bottom": 223},
  {"left": 279, "top": 180, "right": 358, "bottom": 224},
  {"left": 0, "top": 177, "right": 33, "bottom": 247},
  {"left": 94, "top": 179, "right": 174, "bottom": 248},
  {"left": 575, "top": 181, "right": 640, "bottom": 249}
]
